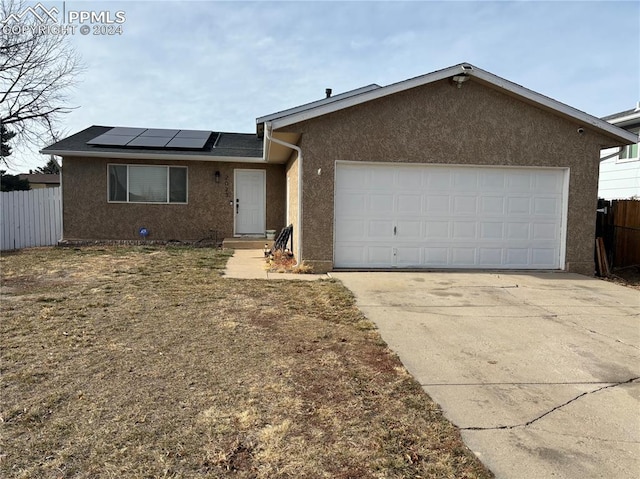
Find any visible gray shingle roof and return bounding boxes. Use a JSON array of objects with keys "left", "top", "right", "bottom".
[{"left": 41, "top": 125, "right": 263, "bottom": 159}]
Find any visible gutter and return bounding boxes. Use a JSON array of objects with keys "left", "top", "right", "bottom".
[
  {"left": 39, "top": 149, "right": 264, "bottom": 163},
  {"left": 264, "top": 122, "right": 303, "bottom": 266}
]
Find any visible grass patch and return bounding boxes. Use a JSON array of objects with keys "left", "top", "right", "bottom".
[{"left": 1, "top": 246, "right": 492, "bottom": 478}]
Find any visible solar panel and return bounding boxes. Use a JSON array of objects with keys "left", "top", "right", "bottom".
[
  {"left": 165, "top": 137, "right": 209, "bottom": 149},
  {"left": 140, "top": 128, "right": 180, "bottom": 138},
  {"left": 87, "top": 128, "right": 214, "bottom": 150},
  {"left": 108, "top": 127, "right": 146, "bottom": 136},
  {"left": 175, "top": 129, "right": 212, "bottom": 139},
  {"left": 127, "top": 136, "right": 171, "bottom": 148},
  {"left": 87, "top": 134, "right": 137, "bottom": 146}
]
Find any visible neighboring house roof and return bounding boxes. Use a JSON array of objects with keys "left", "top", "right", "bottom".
[
  {"left": 258, "top": 62, "right": 637, "bottom": 147},
  {"left": 18, "top": 173, "right": 60, "bottom": 184},
  {"left": 602, "top": 104, "right": 640, "bottom": 129},
  {"left": 41, "top": 125, "right": 264, "bottom": 162},
  {"left": 256, "top": 83, "right": 381, "bottom": 134}
]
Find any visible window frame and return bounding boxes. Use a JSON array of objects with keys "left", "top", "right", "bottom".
[
  {"left": 617, "top": 143, "right": 639, "bottom": 163},
  {"left": 616, "top": 127, "right": 639, "bottom": 164},
  {"left": 107, "top": 164, "right": 188, "bottom": 204}
]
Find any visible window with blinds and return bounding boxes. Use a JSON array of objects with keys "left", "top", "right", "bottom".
[{"left": 108, "top": 165, "right": 187, "bottom": 203}]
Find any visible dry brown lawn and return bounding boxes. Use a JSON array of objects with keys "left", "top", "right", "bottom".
[{"left": 1, "top": 246, "right": 492, "bottom": 478}]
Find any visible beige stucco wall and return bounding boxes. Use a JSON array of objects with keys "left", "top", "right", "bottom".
[
  {"left": 285, "top": 155, "right": 299, "bottom": 252},
  {"left": 281, "top": 78, "right": 613, "bottom": 274},
  {"left": 62, "top": 157, "right": 285, "bottom": 241}
]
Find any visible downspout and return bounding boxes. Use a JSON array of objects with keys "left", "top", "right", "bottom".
[{"left": 264, "top": 122, "right": 303, "bottom": 266}]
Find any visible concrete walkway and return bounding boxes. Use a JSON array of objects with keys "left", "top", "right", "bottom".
[
  {"left": 223, "top": 249, "right": 329, "bottom": 280},
  {"left": 331, "top": 271, "right": 640, "bottom": 479}
]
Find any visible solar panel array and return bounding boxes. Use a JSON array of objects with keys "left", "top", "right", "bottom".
[{"left": 87, "top": 127, "right": 215, "bottom": 150}]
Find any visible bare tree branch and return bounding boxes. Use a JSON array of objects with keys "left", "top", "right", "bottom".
[{"left": 0, "top": 0, "right": 84, "bottom": 167}]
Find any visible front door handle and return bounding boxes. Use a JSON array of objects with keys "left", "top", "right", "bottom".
[
  {"left": 393, "top": 226, "right": 397, "bottom": 235},
  {"left": 236, "top": 199, "right": 239, "bottom": 214}
]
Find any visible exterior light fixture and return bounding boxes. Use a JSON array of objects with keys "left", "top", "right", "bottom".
[
  {"left": 452, "top": 75, "right": 470, "bottom": 89},
  {"left": 214, "top": 171, "right": 220, "bottom": 183}
]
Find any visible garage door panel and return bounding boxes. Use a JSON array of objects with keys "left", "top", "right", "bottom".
[
  {"left": 397, "top": 169, "right": 422, "bottom": 189},
  {"left": 532, "top": 248, "right": 557, "bottom": 266},
  {"left": 370, "top": 194, "right": 394, "bottom": 215},
  {"left": 535, "top": 171, "right": 563, "bottom": 192},
  {"left": 479, "top": 248, "right": 503, "bottom": 266},
  {"left": 453, "top": 222, "right": 476, "bottom": 240},
  {"left": 480, "top": 222, "right": 504, "bottom": 240},
  {"left": 335, "top": 245, "right": 365, "bottom": 265},
  {"left": 335, "top": 164, "right": 566, "bottom": 269},
  {"left": 370, "top": 168, "right": 392, "bottom": 188},
  {"left": 336, "top": 166, "right": 366, "bottom": 189},
  {"left": 396, "top": 247, "right": 422, "bottom": 266},
  {"left": 396, "top": 220, "right": 421, "bottom": 240},
  {"left": 507, "top": 222, "right": 530, "bottom": 240},
  {"left": 480, "top": 170, "right": 506, "bottom": 189},
  {"left": 507, "top": 197, "right": 532, "bottom": 214},
  {"left": 425, "top": 221, "right": 450, "bottom": 240},
  {"left": 335, "top": 219, "right": 365, "bottom": 241},
  {"left": 453, "top": 196, "right": 478, "bottom": 215},
  {"left": 507, "top": 173, "right": 533, "bottom": 191},
  {"left": 368, "top": 220, "right": 394, "bottom": 238},
  {"left": 533, "top": 197, "right": 560, "bottom": 215},
  {"left": 533, "top": 223, "right": 558, "bottom": 240},
  {"left": 480, "top": 196, "right": 505, "bottom": 215},
  {"left": 337, "top": 193, "right": 367, "bottom": 215},
  {"left": 425, "top": 247, "right": 449, "bottom": 265},
  {"left": 506, "top": 248, "right": 530, "bottom": 265},
  {"left": 454, "top": 170, "right": 479, "bottom": 189},
  {"left": 397, "top": 194, "right": 422, "bottom": 215},
  {"left": 367, "top": 246, "right": 393, "bottom": 265},
  {"left": 426, "top": 169, "right": 452, "bottom": 189},
  {"left": 425, "top": 195, "right": 450, "bottom": 214},
  {"left": 452, "top": 248, "right": 477, "bottom": 265}
]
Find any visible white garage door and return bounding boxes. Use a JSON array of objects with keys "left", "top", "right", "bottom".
[{"left": 334, "top": 163, "right": 567, "bottom": 269}]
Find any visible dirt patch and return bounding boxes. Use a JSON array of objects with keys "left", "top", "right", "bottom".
[
  {"left": 602, "top": 265, "right": 640, "bottom": 291},
  {"left": 1, "top": 246, "right": 492, "bottom": 478}
]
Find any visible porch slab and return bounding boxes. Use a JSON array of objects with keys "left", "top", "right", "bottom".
[
  {"left": 222, "top": 238, "right": 271, "bottom": 250},
  {"left": 223, "top": 249, "right": 329, "bottom": 280}
]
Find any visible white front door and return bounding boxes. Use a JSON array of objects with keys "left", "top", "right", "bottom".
[{"left": 235, "top": 169, "right": 266, "bottom": 235}]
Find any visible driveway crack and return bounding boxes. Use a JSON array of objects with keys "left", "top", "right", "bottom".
[{"left": 460, "top": 376, "right": 640, "bottom": 431}]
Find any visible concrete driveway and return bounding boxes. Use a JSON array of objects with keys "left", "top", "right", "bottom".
[{"left": 331, "top": 271, "right": 640, "bottom": 479}]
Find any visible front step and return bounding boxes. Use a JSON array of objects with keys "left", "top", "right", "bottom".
[{"left": 222, "top": 238, "right": 272, "bottom": 250}]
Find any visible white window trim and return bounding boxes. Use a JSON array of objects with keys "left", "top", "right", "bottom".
[
  {"left": 616, "top": 144, "right": 639, "bottom": 164},
  {"left": 107, "top": 164, "right": 188, "bottom": 204}
]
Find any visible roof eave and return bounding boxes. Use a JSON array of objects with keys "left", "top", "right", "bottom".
[
  {"left": 267, "top": 62, "right": 637, "bottom": 146},
  {"left": 269, "top": 64, "right": 468, "bottom": 130},
  {"left": 40, "top": 149, "right": 266, "bottom": 163},
  {"left": 469, "top": 69, "right": 638, "bottom": 145},
  {"left": 607, "top": 111, "right": 640, "bottom": 129}
]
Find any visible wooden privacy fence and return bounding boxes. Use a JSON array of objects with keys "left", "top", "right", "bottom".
[
  {"left": 596, "top": 198, "right": 640, "bottom": 271},
  {"left": 1, "top": 187, "right": 62, "bottom": 251}
]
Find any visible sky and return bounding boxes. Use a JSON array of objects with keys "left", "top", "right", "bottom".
[{"left": 3, "top": 0, "right": 639, "bottom": 173}]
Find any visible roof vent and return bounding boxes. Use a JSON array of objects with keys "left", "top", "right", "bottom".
[{"left": 325, "top": 88, "right": 332, "bottom": 98}]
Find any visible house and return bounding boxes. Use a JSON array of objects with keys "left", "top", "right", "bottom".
[
  {"left": 41, "top": 63, "right": 637, "bottom": 275},
  {"left": 17, "top": 173, "right": 60, "bottom": 189},
  {"left": 598, "top": 104, "right": 640, "bottom": 200}
]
